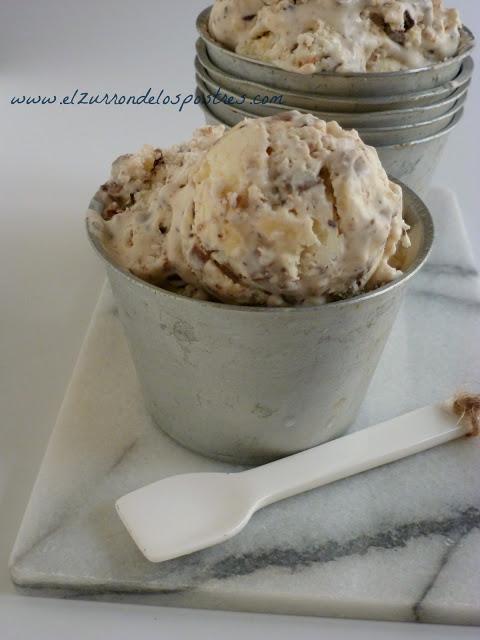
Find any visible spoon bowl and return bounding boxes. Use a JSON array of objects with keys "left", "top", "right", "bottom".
[{"left": 116, "top": 472, "right": 254, "bottom": 562}]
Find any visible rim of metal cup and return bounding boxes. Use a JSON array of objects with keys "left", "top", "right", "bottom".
[
  {"left": 195, "top": 55, "right": 469, "bottom": 118},
  {"left": 198, "top": 94, "right": 464, "bottom": 150},
  {"left": 195, "top": 39, "right": 474, "bottom": 109},
  {"left": 87, "top": 181, "right": 433, "bottom": 314},
  {"left": 374, "top": 107, "right": 463, "bottom": 147},
  {"left": 196, "top": 81, "right": 464, "bottom": 141},
  {"left": 195, "top": 67, "right": 468, "bottom": 124},
  {"left": 347, "top": 104, "right": 464, "bottom": 135},
  {"left": 197, "top": 7, "right": 475, "bottom": 83}
]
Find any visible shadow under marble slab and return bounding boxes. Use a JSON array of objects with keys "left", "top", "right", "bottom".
[{"left": 9, "top": 188, "right": 480, "bottom": 625}]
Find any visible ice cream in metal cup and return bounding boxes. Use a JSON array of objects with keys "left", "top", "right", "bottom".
[
  {"left": 87, "top": 182, "right": 433, "bottom": 464},
  {"left": 197, "top": 7, "right": 475, "bottom": 96}
]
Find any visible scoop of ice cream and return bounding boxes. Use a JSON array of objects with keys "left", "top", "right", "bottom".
[
  {"left": 90, "top": 114, "right": 409, "bottom": 306},
  {"left": 208, "top": 0, "right": 462, "bottom": 73},
  {"left": 167, "top": 112, "right": 408, "bottom": 306},
  {"left": 88, "top": 126, "right": 225, "bottom": 285}
]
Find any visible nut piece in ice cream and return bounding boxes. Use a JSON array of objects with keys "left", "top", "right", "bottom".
[
  {"left": 167, "top": 112, "right": 409, "bottom": 306},
  {"left": 208, "top": 0, "right": 463, "bottom": 74}
]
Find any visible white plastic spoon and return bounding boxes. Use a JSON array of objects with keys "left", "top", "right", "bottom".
[{"left": 116, "top": 401, "right": 474, "bottom": 563}]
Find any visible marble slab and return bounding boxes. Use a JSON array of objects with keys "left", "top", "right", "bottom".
[{"left": 9, "top": 188, "right": 480, "bottom": 625}]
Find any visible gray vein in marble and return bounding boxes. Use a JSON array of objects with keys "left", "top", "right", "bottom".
[
  {"left": 13, "top": 507, "right": 480, "bottom": 601},
  {"left": 413, "top": 534, "right": 463, "bottom": 622},
  {"left": 421, "top": 264, "right": 480, "bottom": 278},
  {"left": 108, "top": 438, "right": 139, "bottom": 474},
  {"left": 205, "top": 507, "right": 480, "bottom": 583},
  {"left": 12, "top": 520, "right": 66, "bottom": 569},
  {"left": 410, "top": 289, "right": 480, "bottom": 309}
]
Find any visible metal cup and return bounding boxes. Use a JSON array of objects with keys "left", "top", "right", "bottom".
[
  {"left": 196, "top": 61, "right": 469, "bottom": 128},
  {"left": 195, "top": 39, "right": 474, "bottom": 113},
  {"left": 196, "top": 79, "right": 464, "bottom": 145},
  {"left": 87, "top": 183, "right": 433, "bottom": 464}
]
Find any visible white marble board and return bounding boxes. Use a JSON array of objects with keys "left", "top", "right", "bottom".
[{"left": 9, "top": 189, "right": 480, "bottom": 625}]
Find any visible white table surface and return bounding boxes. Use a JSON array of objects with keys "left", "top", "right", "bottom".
[{"left": 0, "top": 1, "right": 478, "bottom": 638}]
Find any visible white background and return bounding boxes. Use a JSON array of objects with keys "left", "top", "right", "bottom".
[{"left": 0, "top": 1, "right": 479, "bottom": 638}]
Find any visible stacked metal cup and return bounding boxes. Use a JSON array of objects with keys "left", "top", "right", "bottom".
[{"left": 195, "top": 7, "right": 474, "bottom": 196}]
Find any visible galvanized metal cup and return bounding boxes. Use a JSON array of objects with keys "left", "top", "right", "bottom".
[
  {"left": 195, "top": 61, "right": 469, "bottom": 129},
  {"left": 197, "top": 7, "right": 475, "bottom": 96},
  {"left": 196, "top": 75, "right": 465, "bottom": 141},
  {"left": 375, "top": 111, "right": 463, "bottom": 195},
  {"left": 87, "top": 183, "right": 433, "bottom": 464},
  {"left": 195, "top": 39, "right": 474, "bottom": 113}
]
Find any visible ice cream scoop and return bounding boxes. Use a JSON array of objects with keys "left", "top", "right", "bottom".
[
  {"left": 209, "top": 0, "right": 462, "bottom": 74},
  {"left": 89, "top": 112, "right": 409, "bottom": 306},
  {"left": 167, "top": 112, "right": 409, "bottom": 305}
]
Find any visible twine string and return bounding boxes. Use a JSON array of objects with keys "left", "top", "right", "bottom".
[{"left": 452, "top": 393, "right": 480, "bottom": 437}]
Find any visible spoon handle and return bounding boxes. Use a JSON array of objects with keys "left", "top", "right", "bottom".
[{"left": 242, "top": 403, "right": 469, "bottom": 509}]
